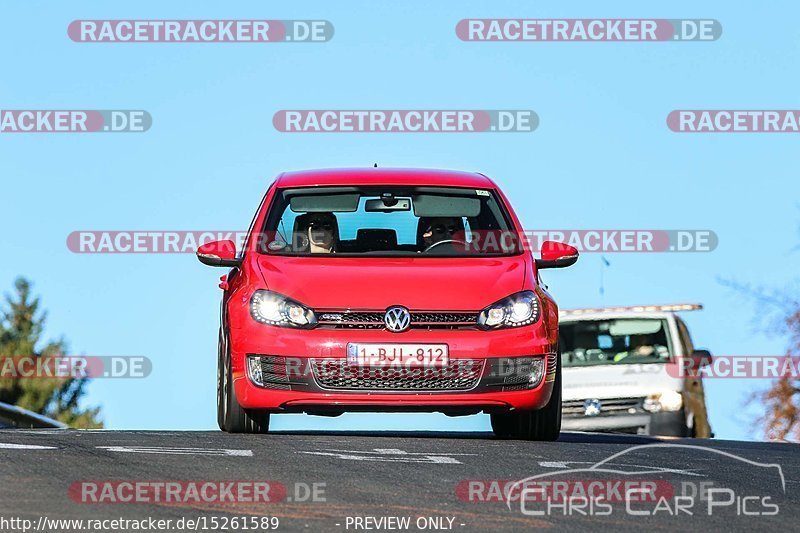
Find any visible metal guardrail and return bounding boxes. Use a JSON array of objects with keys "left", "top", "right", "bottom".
[{"left": 0, "top": 402, "right": 68, "bottom": 429}]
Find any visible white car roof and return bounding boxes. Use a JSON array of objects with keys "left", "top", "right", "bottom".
[
  {"left": 559, "top": 303, "right": 701, "bottom": 322},
  {"left": 559, "top": 311, "right": 674, "bottom": 322}
]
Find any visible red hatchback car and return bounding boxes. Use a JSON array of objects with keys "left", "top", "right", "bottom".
[{"left": 197, "top": 168, "right": 578, "bottom": 440}]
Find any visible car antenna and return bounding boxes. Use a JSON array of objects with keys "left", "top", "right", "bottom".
[{"left": 373, "top": 163, "right": 378, "bottom": 167}]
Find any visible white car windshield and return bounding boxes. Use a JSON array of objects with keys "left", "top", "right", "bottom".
[{"left": 560, "top": 318, "right": 672, "bottom": 367}]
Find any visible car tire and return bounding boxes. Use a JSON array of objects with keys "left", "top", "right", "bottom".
[
  {"left": 510, "top": 353, "right": 562, "bottom": 441},
  {"left": 218, "top": 330, "right": 270, "bottom": 434},
  {"left": 490, "top": 413, "right": 515, "bottom": 438},
  {"left": 648, "top": 408, "right": 690, "bottom": 437},
  {"left": 217, "top": 331, "right": 225, "bottom": 430}
]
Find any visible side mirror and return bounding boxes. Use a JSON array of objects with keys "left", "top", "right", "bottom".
[
  {"left": 535, "top": 241, "right": 579, "bottom": 269},
  {"left": 196, "top": 240, "right": 241, "bottom": 267},
  {"left": 691, "top": 349, "right": 713, "bottom": 368}
]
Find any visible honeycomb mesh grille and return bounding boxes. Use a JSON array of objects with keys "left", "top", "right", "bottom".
[
  {"left": 311, "top": 359, "right": 484, "bottom": 391},
  {"left": 316, "top": 311, "right": 478, "bottom": 330},
  {"left": 410, "top": 312, "right": 478, "bottom": 324}
]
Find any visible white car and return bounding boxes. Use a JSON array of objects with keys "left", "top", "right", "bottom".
[{"left": 559, "top": 304, "right": 712, "bottom": 437}]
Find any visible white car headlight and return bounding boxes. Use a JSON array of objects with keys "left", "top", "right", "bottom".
[
  {"left": 250, "top": 290, "right": 317, "bottom": 329},
  {"left": 643, "top": 390, "right": 683, "bottom": 413},
  {"left": 478, "top": 291, "right": 540, "bottom": 329}
]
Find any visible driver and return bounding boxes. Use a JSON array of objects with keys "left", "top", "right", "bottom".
[
  {"left": 420, "top": 217, "right": 465, "bottom": 250},
  {"left": 613, "top": 334, "right": 655, "bottom": 362}
]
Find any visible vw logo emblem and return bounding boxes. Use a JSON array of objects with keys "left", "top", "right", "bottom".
[
  {"left": 384, "top": 306, "right": 411, "bottom": 333},
  {"left": 583, "top": 399, "right": 602, "bottom": 417}
]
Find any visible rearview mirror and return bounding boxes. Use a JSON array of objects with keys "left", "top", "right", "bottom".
[
  {"left": 196, "top": 240, "right": 241, "bottom": 267},
  {"left": 365, "top": 197, "right": 411, "bottom": 212},
  {"left": 535, "top": 241, "right": 579, "bottom": 269}
]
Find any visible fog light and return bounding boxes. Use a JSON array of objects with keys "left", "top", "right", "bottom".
[
  {"left": 529, "top": 358, "right": 545, "bottom": 386},
  {"left": 643, "top": 396, "right": 661, "bottom": 413},
  {"left": 247, "top": 356, "right": 263, "bottom": 386}
]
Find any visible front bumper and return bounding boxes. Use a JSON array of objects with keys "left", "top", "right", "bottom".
[
  {"left": 562, "top": 411, "right": 687, "bottom": 436},
  {"left": 229, "top": 324, "right": 557, "bottom": 414}
]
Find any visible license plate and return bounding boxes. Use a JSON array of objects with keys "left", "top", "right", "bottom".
[{"left": 347, "top": 343, "right": 449, "bottom": 367}]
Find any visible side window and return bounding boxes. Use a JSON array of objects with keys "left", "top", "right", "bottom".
[{"left": 675, "top": 318, "right": 695, "bottom": 356}]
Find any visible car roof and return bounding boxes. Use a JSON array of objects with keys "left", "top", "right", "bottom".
[
  {"left": 274, "top": 168, "right": 497, "bottom": 189},
  {"left": 559, "top": 311, "right": 677, "bottom": 322},
  {"left": 559, "top": 303, "right": 701, "bottom": 322}
]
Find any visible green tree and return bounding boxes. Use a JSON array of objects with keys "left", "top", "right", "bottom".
[{"left": 0, "top": 277, "right": 102, "bottom": 428}]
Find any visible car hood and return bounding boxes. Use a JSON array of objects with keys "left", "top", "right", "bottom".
[
  {"left": 562, "top": 363, "right": 683, "bottom": 401},
  {"left": 255, "top": 254, "right": 527, "bottom": 310}
]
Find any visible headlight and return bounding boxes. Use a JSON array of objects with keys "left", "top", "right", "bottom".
[
  {"left": 250, "top": 290, "right": 317, "bottom": 329},
  {"left": 477, "top": 291, "right": 541, "bottom": 329},
  {"left": 643, "top": 390, "right": 683, "bottom": 413}
]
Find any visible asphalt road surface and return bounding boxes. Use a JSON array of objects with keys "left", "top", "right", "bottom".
[{"left": 0, "top": 430, "right": 797, "bottom": 532}]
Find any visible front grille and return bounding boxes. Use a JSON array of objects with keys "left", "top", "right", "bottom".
[
  {"left": 502, "top": 384, "right": 532, "bottom": 392},
  {"left": 410, "top": 312, "right": 477, "bottom": 324},
  {"left": 316, "top": 310, "right": 478, "bottom": 330},
  {"left": 562, "top": 397, "right": 644, "bottom": 417},
  {"left": 319, "top": 312, "right": 384, "bottom": 326},
  {"left": 311, "top": 358, "right": 484, "bottom": 391}
]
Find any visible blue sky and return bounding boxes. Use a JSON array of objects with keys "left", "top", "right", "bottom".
[{"left": 1, "top": 1, "right": 798, "bottom": 440}]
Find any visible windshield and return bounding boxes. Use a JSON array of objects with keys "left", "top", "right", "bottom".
[
  {"left": 258, "top": 186, "right": 519, "bottom": 257},
  {"left": 559, "top": 318, "right": 673, "bottom": 367}
]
